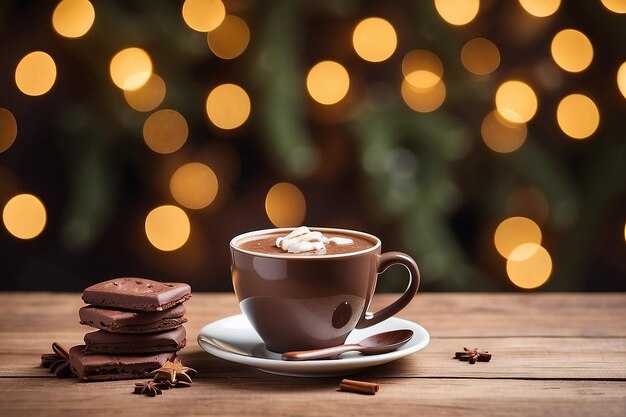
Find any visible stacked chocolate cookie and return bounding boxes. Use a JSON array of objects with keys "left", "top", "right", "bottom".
[{"left": 69, "top": 278, "right": 191, "bottom": 381}]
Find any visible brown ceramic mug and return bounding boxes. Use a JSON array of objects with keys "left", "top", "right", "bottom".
[{"left": 230, "top": 227, "right": 420, "bottom": 353}]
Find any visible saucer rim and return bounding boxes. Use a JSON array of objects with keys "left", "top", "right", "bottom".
[{"left": 197, "top": 314, "right": 430, "bottom": 370}]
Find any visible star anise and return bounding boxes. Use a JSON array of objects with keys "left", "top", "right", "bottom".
[
  {"left": 40, "top": 342, "right": 74, "bottom": 378},
  {"left": 150, "top": 360, "right": 197, "bottom": 384},
  {"left": 134, "top": 381, "right": 167, "bottom": 397},
  {"left": 454, "top": 347, "right": 492, "bottom": 364}
]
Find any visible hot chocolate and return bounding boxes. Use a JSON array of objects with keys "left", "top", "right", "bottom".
[
  {"left": 237, "top": 229, "right": 375, "bottom": 256},
  {"left": 230, "top": 227, "right": 420, "bottom": 352}
]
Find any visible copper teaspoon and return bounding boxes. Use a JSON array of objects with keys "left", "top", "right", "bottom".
[{"left": 281, "top": 329, "right": 414, "bottom": 361}]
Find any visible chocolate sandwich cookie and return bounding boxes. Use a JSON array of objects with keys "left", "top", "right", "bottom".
[
  {"left": 82, "top": 278, "right": 191, "bottom": 311},
  {"left": 79, "top": 304, "right": 187, "bottom": 333},
  {"left": 69, "top": 346, "right": 176, "bottom": 381},
  {"left": 84, "top": 327, "right": 187, "bottom": 354}
]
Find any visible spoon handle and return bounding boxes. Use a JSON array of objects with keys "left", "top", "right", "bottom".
[{"left": 281, "top": 344, "right": 362, "bottom": 361}]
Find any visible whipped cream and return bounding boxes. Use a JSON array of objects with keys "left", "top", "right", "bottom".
[{"left": 276, "top": 226, "right": 354, "bottom": 254}]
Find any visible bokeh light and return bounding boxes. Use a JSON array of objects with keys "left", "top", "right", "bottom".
[
  {"left": 123, "top": 74, "right": 166, "bottom": 112},
  {"left": 601, "top": 0, "right": 626, "bottom": 13},
  {"left": 506, "top": 243, "right": 552, "bottom": 289},
  {"left": 518, "top": 0, "right": 560, "bottom": 17},
  {"left": 461, "top": 38, "right": 500, "bottom": 75},
  {"left": 170, "top": 163, "right": 218, "bottom": 210},
  {"left": 551, "top": 29, "right": 593, "bottom": 73},
  {"left": 2, "top": 194, "right": 47, "bottom": 240},
  {"left": 109, "top": 47, "right": 152, "bottom": 91},
  {"left": 494, "top": 216, "right": 542, "bottom": 258},
  {"left": 143, "top": 109, "right": 188, "bottom": 154},
  {"left": 207, "top": 15, "right": 250, "bottom": 59},
  {"left": 52, "top": 0, "right": 95, "bottom": 38},
  {"left": 402, "top": 50, "right": 443, "bottom": 88},
  {"left": 495, "top": 80, "right": 538, "bottom": 123},
  {"left": 15, "top": 51, "right": 57, "bottom": 96},
  {"left": 0, "top": 108, "right": 18, "bottom": 153},
  {"left": 0, "top": 0, "right": 623, "bottom": 293},
  {"left": 434, "top": 0, "right": 479, "bottom": 26},
  {"left": 617, "top": 62, "right": 626, "bottom": 100},
  {"left": 182, "top": 0, "right": 225, "bottom": 32},
  {"left": 145, "top": 205, "right": 190, "bottom": 251},
  {"left": 205, "top": 83, "right": 251, "bottom": 129},
  {"left": 556, "top": 94, "right": 600, "bottom": 140},
  {"left": 352, "top": 17, "right": 397, "bottom": 62},
  {"left": 265, "top": 183, "right": 306, "bottom": 227},
  {"left": 401, "top": 79, "right": 446, "bottom": 113},
  {"left": 306, "top": 61, "right": 350, "bottom": 105},
  {"left": 481, "top": 110, "right": 527, "bottom": 153}
]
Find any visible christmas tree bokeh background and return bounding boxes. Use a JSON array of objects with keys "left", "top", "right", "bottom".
[{"left": 0, "top": 0, "right": 625, "bottom": 292}]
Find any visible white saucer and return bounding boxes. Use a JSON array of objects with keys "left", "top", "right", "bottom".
[{"left": 197, "top": 314, "right": 429, "bottom": 377}]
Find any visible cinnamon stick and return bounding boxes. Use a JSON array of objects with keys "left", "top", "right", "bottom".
[{"left": 339, "top": 379, "right": 379, "bottom": 395}]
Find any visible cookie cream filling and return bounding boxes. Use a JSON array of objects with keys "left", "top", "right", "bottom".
[{"left": 275, "top": 226, "right": 354, "bottom": 254}]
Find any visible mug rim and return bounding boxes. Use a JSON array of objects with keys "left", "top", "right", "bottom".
[{"left": 230, "top": 227, "right": 382, "bottom": 259}]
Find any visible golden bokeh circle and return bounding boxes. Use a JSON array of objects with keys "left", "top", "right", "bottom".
[
  {"left": 616, "top": 62, "right": 626, "bottom": 100},
  {"left": 15, "top": 51, "right": 57, "bottom": 96},
  {"left": 556, "top": 94, "right": 600, "bottom": 140},
  {"left": 551, "top": 29, "right": 593, "bottom": 73},
  {"left": 124, "top": 74, "right": 166, "bottom": 112},
  {"left": 461, "top": 38, "right": 500, "bottom": 76},
  {"left": 506, "top": 243, "right": 552, "bottom": 289},
  {"left": 495, "top": 80, "right": 538, "bottom": 123},
  {"left": 601, "top": 0, "right": 626, "bottom": 13},
  {"left": 481, "top": 111, "right": 527, "bottom": 153},
  {"left": 182, "top": 0, "right": 225, "bottom": 32},
  {"left": 52, "top": 0, "right": 95, "bottom": 38},
  {"left": 145, "top": 205, "right": 190, "bottom": 251},
  {"left": 265, "top": 183, "right": 306, "bottom": 227},
  {"left": 0, "top": 108, "right": 18, "bottom": 153},
  {"left": 401, "top": 79, "right": 446, "bottom": 113},
  {"left": 352, "top": 17, "right": 397, "bottom": 62},
  {"left": 207, "top": 15, "right": 250, "bottom": 59},
  {"left": 402, "top": 50, "right": 443, "bottom": 88},
  {"left": 205, "top": 84, "right": 251, "bottom": 129},
  {"left": 3, "top": 194, "right": 47, "bottom": 240},
  {"left": 109, "top": 47, "right": 153, "bottom": 91},
  {"left": 170, "top": 163, "right": 219, "bottom": 210},
  {"left": 306, "top": 61, "right": 350, "bottom": 105},
  {"left": 143, "top": 109, "right": 188, "bottom": 154},
  {"left": 434, "top": 0, "right": 480, "bottom": 25},
  {"left": 518, "top": 0, "right": 561, "bottom": 17},
  {"left": 494, "top": 216, "right": 542, "bottom": 258}
]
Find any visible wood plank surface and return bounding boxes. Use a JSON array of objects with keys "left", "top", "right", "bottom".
[
  {"left": 3, "top": 337, "right": 625, "bottom": 380},
  {"left": 0, "top": 378, "right": 624, "bottom": 417},
  {"left": 1, "top": 293, "right": 624, "bottom": 337},
  {"left": 0, "top": 293, "right": 625, "bottom": 417}
]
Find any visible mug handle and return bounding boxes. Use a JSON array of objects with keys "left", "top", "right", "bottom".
[{"left": 355, "top": 251, "right": 420, "bottom": 329}]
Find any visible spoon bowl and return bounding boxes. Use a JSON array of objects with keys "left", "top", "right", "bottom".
[{"left": 281, "top": 329, "right": 414, "bottom": 361}]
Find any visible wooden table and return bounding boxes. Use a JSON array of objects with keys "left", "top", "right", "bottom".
[{"left": 0, "top": 293, "right": 624, "bottom": 416}]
